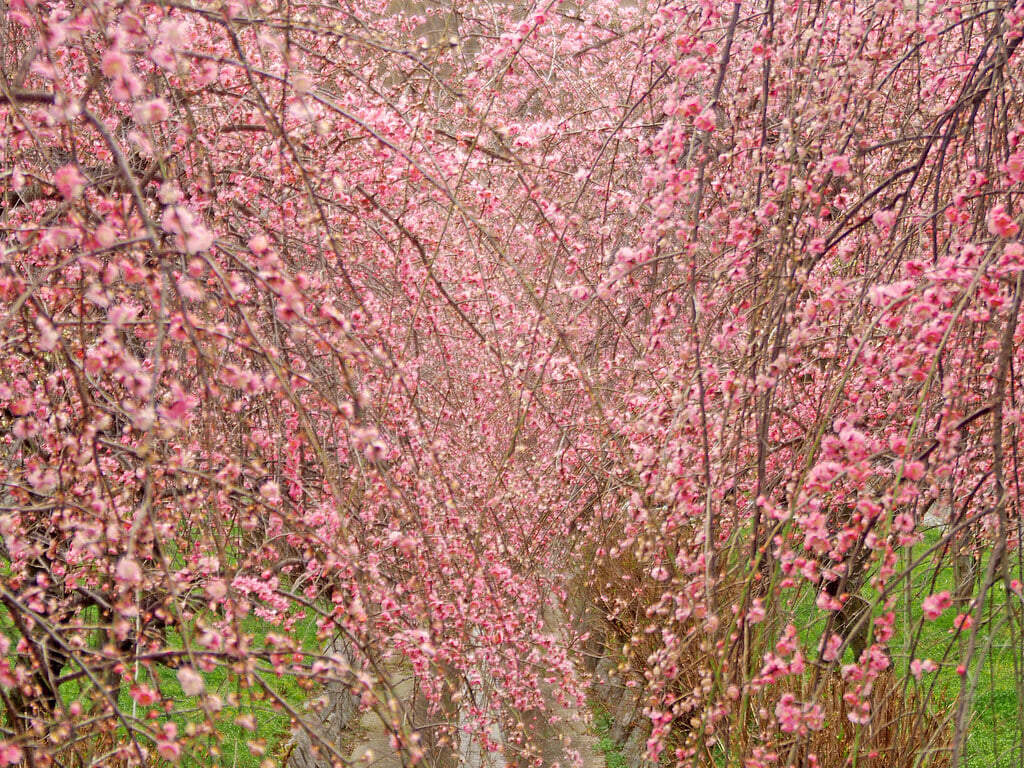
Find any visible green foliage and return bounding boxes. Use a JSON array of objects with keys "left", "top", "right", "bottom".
[{"left": 591, "top": 703, "right": 628, "bottom": 768}]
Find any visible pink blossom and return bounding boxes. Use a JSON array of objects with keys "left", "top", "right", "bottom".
[
  {"left": 952, "top": 612, "right": 973, "bottom": 631},
  {"left": 162, "top": 205, "right": 194, "bottom": 235},
  {"left": 206, "top": 579, "right": 228, "bottom": 600},
  {"left": 864, "top": 644, "right": 890, "bottom": 672},
  {"left": 847, "top": 700, "right": 871, "bottom": 725},
  {"left": 112, "top": 73, "right": 142, "bottom": 100},
  {"left": 54, "top": 165, "right": 86, "bottom": 199},
  {"left": 35, "top": 317, "right": 59, "bottom": 351},
  {"left": 160, "top": 382, "right": 198, "bottom": 424},
  {"left": 150, "top": 45, "right": 176, "bottom": 70},
  {"left": 135, "top": 98, "right": 170, "bottom": 124},
  {"left": 1000, "top": 242, "right": 1024, "bottom": 270},
  {"left": 130, "top": 684, "right": 159, "bottom": 705},
  {"left": 177, "top": 666, "right": 205, "bottom": 696},
  {"left": 1001, "top": 151, "right": 1024, "bottom": 183},
  {"left": 157, "top": 740, "right": 181, "bottom": 762},
  {"left": 821, "top": 633, "right": 843, "bottom": 662},
  {"left": 694, "top": 108, "right": 717, "bottom": 132},
  {"left": 774, "top": 693, "right": 800, "bottom": 733},
  {"left": 746, "top": 599, "right": 766, "bottom": 624},
  {"left": 183, "top": 225, "right": 215, "bottom": 254},
  {"left": 827, "top": 155, "right": 850, "bottom": 177},
  {"left": 910, "top": 658, "right": 937, "bottom": 680},
  {"left": 988, "top": 204, "right": 1020, "bottom": 238},
  {"left": 650, "top": 565, "right": 669, "bottom": 581},
  {"left": 680, "top": 97, "right": 702, "bottom": 116},
  {"left": 775, "top": 624, "right": 799, "bottom": 656},
  {"left": 260, "top": 481, "right": 282, "bottom": 504},
  {"left": 816, "top": 590, "right": 841, "bottom": 611},
  {"left": 775, "top": 694, "right": 824, "bottom": 735},
  {"left": 921, "top": 591, "right": 952, "bottom": 620},
  {"left": 116, "top": 557, "right": 143, "bottom": 585},
  {"left": 902, "top": 460, "right": 925, "bottom": 481},
  {"left": 100, "top": 49, "right": 130, "bottom": 77},
  {"left": 363, "top": 439, "right": 388, "bottom": 461},
  {"left": 0, "top": 744, "right": 23, "bottom": 766},
  {"left": 872, "top": 208, "right": 896, "bottom": 231}
]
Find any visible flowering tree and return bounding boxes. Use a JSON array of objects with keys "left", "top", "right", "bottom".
[{"left": 1, "top": 0, "right": 1023, "bottom": 766}]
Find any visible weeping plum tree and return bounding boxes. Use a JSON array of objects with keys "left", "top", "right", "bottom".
[{"left": 1, "top": 0, "right": 1023, "bottom": 766}]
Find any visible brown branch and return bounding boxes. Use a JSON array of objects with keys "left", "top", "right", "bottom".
[{"left": 0, "top": 90, "right": 55, "bottom": 104}]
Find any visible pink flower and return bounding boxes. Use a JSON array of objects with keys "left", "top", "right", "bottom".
[
  {"left": 775, "top": 693, "right": 800, "bottom": 733},
  {"left": 1000, "top": 242, "right": 1024, "bottom": 270},
  {"left": 150, "top": 45, "right": 176, "bottom": 70},
  {"left": 677, "top": 58, "right": 702, "bottom": 77},
  {"left": 680, "top": 97, "right": 702, "bottom": 116},
  {"left": 902, "top": 460, "right": 925, "bottom": 481},
  {"left": 100, "top": 49, "right": 130, "bottom": 77},
  {"left": 952, "top": 612, "right": 973, "bottom": 631},
  {"left": 775, "top": 694, "right": 824, "bottom": 735},
  {"left": 872, "top": 208, "right": 896, "bottom": 231},
  {"left": 183, "top": 225, "right": 215, "bottom": 254},
  {"left": 988, "top": 204, "right": 1020, "bottom": 238},
  {"left": 921, "top": 591, "right": 952, "bottom": 620},
  {"left": 162, "top": 204, "right": 194, "bottom": 235},
  {"left": 54, "top": 165, "right": 87, "bottom": 199},
  {"left": 649, "top": 565, "right": 669, "bottom": 581},
  {"left": 177, "top": 666, "right": 205, "bottom": 696},
  {"left": 1001, "top": 151, "right": 1024, "bottom": 183},
  {"left": 816, "top": 590, "right": 842, "bottom": 611},
  {"left": 157, "top": 739, "right": 181, "bottom": 762},
  {"left": 116, "top": 557, "right": 143, "bottom": 585},
  {"left": 827, "top": 155, "right": 850, "bottom": 177},
  {"left": 695, "top": 108, "right": 717, "bottom": 132},
  {"left": 110, "top": 73, "right": 143, "bottom": 102},
  {"left": 135, "top": 98, "right": 169, "bottom": 124},
  {"left": 260, "top": 481, "right": 282, "bottom": 504},
  {"left": 910, "top": 658, "right": 937, "bottom": 680},
  {"left": 130, "top": 684, "right": 159, "bottom": 705},
  {"left": 206, "top": 579, "right": 228, "bottom": 600},
  {"left": 0, "top": 744, "right": 23, "bottom": 766},
  {"left": 747, "top": 599, "right": 766, "bottom": 624},
  {"left": 775, "top": 624, "right": 799, "bottom": 656},
  {"left": 821, "top": 633, "right": 843, "bottom": 662},
  {"left": 847, "top": 700, "right": 871, "bottom": 725},
  {"left": 363, "top": 439, "right": 387, "bottom": 461}
]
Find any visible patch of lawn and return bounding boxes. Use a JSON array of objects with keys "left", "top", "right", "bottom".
[{"left": 591, "top": 704, "right": 628, "bottom": 768}]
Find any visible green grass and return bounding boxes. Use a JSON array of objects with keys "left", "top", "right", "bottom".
[
  {"left": 784, "top": 523, "right": 1024, "bottom": 767},
  {"left": 26, "top": 608, "right": 322, "bottom": 768},
  {"left": 591, "top": 703, "right": 628, "bottom": 768},
  {"left": 7, "top": 523, "right": 1024, "bottom": 768}
]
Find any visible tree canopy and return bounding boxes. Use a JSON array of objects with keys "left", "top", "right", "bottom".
[{"left": 2, "top": 0, "right": 1024, "bottom": 766}]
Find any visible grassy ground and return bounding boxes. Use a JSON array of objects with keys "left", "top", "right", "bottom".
[
  {"left": 43, "top": 612, "right": 320, "bottom": 768},
  {"left": 6, "top": 524, "right": 1023, "bottom": 768},
  {"left": 788, "top": 524, "right": 1024, "bottom": 768},
  {"left": 591, "top": 704, "right": 628, "bottom": 768}
]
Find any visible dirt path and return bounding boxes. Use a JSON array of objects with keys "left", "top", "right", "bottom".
[
  {"left": 343, "top": 663, "right": 605, "bottom": 768},
  {"left": 287, "top": 608, "right": 608, "bottom": 768}
]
